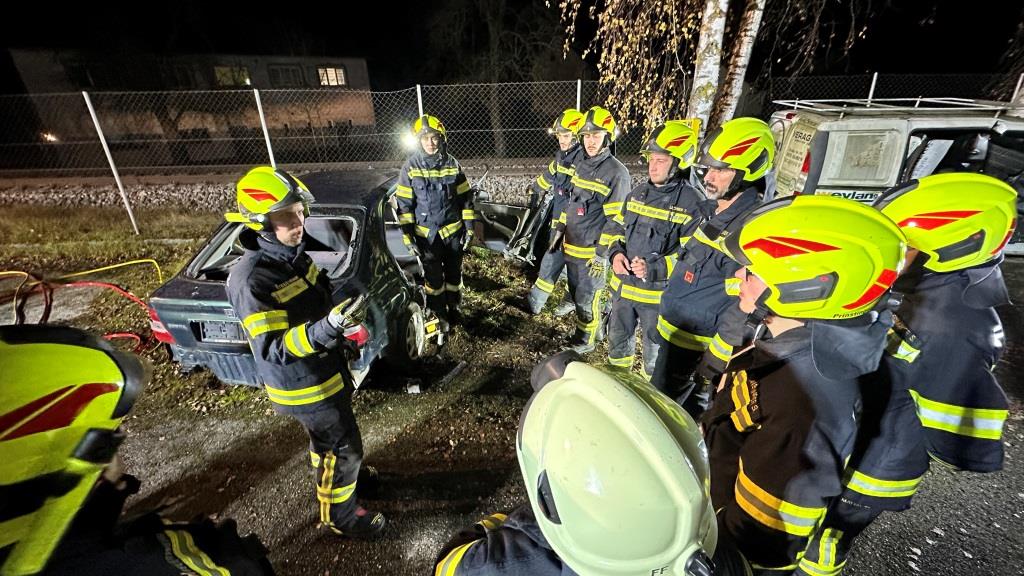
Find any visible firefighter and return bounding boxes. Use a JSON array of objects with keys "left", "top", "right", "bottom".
[
  {"left": 525, "top": 108, "right": 586, "bottom": 316},
  {"left": 651, "top": 117, "right": 775, "bottom": 417},
  {"left": 395, "top": 114, "right": 475, "bottom": 327},
  {"left": 224, "top": 166, "right": 385, "bottom": 539},
  {"left": 553, "top": 105, "right": 632, "bottom": 353},
  {"left": 434, "top": 351, "right": 750, "bottom": 576},
  {"left": 797, "top": 173, "right": 1017, "bottom": 576},
  {"left": 0, "top": 324, "right": 274, "bottom": 575},
  {"left": 605, "top": 120, "right": 703, "bottom": 378},
  {"left": 704, "top": 195, "right": 907, "bottom": 572}
]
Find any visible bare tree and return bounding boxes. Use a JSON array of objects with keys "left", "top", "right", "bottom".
[
  {"left": 709, "top": 0, "right": 766, "bottom": 131},
  {"left": 688, "top": 0, "right": 730, "bottom": 135}
]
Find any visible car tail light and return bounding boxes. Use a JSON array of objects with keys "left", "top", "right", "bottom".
[
  {"left": 148, "top": 307, "right": 175, "bottom": 344},
  {"left": 343, "top": 324, "right": 369, "bottom": 348},
  {"left": 794, "top": 150, "right": 812, "bottom": 195}
]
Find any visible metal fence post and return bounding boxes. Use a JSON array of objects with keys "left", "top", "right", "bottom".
[
  {"left": 417, "top": 84, "right": 424, "bottom": 117},
  {"left": 82, "top": 91, "right": 139, "bottom": 235},
  {"left": 254, "top": 89, "right": 275, "bottom": 168},
  {"left": 1011, "top": 73, "right": 1024, "bottom": 104},
  {"left": 576, "top": 79, "right": 582, "bottom": 110},
  {"left": 866, "top": 72, "right": 878, "bottom": 106}
]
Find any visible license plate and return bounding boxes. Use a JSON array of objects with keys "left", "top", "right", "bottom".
[{"left": 197, "top": 320, "right": 247, "bottom": 344}]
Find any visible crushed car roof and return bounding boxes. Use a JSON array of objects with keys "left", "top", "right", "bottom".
[{"left": 301, "top": 170, "right": 398, "bottom": 209}]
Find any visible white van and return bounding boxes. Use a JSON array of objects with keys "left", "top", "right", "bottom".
[{"left": 769, "top": 98, "right": 1024, "bottom": 254}]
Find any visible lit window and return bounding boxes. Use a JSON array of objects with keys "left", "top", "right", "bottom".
[
  {"left": 318, "top": 67, "right": 347, "bottom": 86},
  {"left": 214, "top": 66, "right": 251, "bottom": 87}
]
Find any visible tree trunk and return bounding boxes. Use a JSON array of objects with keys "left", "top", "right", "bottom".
[
  {"left": 709, "top": 0, "right": 765, "bottom": 131},
  {"left": 687, "top": 0, "right": 730, "bottom": 137}
]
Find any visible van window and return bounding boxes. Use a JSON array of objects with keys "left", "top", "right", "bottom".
[{"left": 819, "top": 130, "right": 902, "bottom": 187}]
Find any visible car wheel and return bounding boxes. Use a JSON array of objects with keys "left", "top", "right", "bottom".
[{"left": 385, "top": 302, "right": 427, "bottom": 368}]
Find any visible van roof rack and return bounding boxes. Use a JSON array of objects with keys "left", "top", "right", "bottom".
[{"left": 771, "top": 97, "right": 1024, "bottom": 118}]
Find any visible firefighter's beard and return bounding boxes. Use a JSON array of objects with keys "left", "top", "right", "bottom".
[{"left": 276, "top": 228, "right": 303, "bottom": 247}]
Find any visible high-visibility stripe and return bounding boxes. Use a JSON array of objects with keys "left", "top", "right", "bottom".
[
  {"left": 665, "top": 254, "right": 677, "bottom": 277},
  {"left": 730, "top": 370, "right": 757, "bottom": 431},
  {"left": 477, "top": 513, "right": 508, "bottom": 531},
  {"left": 163, "top": 527, "right": 231, "bottom": 576},
  {"left": 264, "top": 373, "right": 345, "bottom": 406},
  {"left": 618, "top": 283, "right": 663, "bottom": 304},
  {"left": 571, "top": 175, "right": 611, "bottom": 196},
  {"left": 317, "top": 481, "right": 357, "bottom": 504},
  {"left": 679, "top": 235, "right": 691, "bottom": 247},
  {"left": 398, "top": 212, "right": 416, "bottom": 224},
  {"left": 439, "top": 221, "right": 464, "bottom": 239},
  {"left": 608, "top": 355, "right": 634, "bottom": 368},
  {"left": 310, "top": 451, "right": 321, "bottom": 468},
  {"left": 555, "top": 163, "right": 574, "bottom": 176},
  {"left": 657, "top": 316, "right": 711, "bottom": 351},
  {"left": 843, "top": 469, "right": 923, "bottom": 498},
  {"left": 272, "top": 277, "right": 308, "bottom": 303},
  {"left": 564, "top": 242, "right": 597, "bottom": 260},
  {"left": 409, "top": 167, "right": 460, "bottom": 178},
  {"left": 395, "top": 185, "right": 414, "bottom": 199},
  {"left": 583, "top": 287, "right": 602, "bottom": 344},
  {"left": 462, "top": 209, "right": 477, "bottom": 220},
  {"left": 908, "top": 390, "right": 1007, "bottom": 440},
  {"left": 557, "top": 212, "right": 567, "bottom": 225},
  {"left": 608, "top": 274, "right": 622, "bottom": 293},
  {"left": 424, "top": 282, "right": 445, "bottom": 296},
  {"left": 305, "top": 262, "right": 319, "bottom": 284},
  {"left": 534, "top": 277, "right": 555, "bottom": 293},
  {"left": 799, "top": 527, "right": 846, "bottom": 576},
  {"left": 735, "top": 459, "right": 825, "bottom": 537},
  {"left": 284, "top": 324, "right": 316, "bottom": 357},
  {"left": 536, "top": 173, "right": 553, "bottom": 190},
  {"left": 627, "top": 200, "right": 692, "bottom": 224},
  {"left": 693, "top": 227, "right": 726, "bottom": 253},
  {"left": 445, "top": 283, "right": 461, "bottom": 293},
  {"left": 436, "top": 540, "right": 482, "bottom": 576},
  {"left": 320, "top": 453, "right": 336, "bottom": 524},
  {"left": 243, "top": 310, "right": 289, "bottom": 337},
  {"left": 709, "top": 332, "right": 733, "bottom": 362},
  {"left": 456, "top": 181, "right": 471, "bottom": 194},
  {"left": 599, "top": 233, "right": 624, "bottom": 246},
  {"left": 724, "top": 277, "right": 741, "bottom": 296},
  {"left": 885, "top": 329, "right": 920, "bottom": 363},
  {"left": 604, "top": 201, "right": 624, "bottom": 217}
]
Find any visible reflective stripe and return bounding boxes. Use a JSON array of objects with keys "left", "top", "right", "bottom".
[
  {"left": 243, "top": 310, "right": 289, "bottom": 337},
  {"left": 317, "top": 480, "right": 357, "bottom": 504},
  {"left": 555, "top": 164, "right": 574, "bottom": 176},
  {"left": 564, "top": 242, "right": 597, "bottom": 260},
  {"left": 679, "top": 235, "right": 691, "bottom": 247},
  {"left": 536, "top": 173, "right": 553, "bottom": 190},
  {"left": 599, "top": 233, "right": 624, "bottom": 246},
  {"left": 457, "top": 180, "right": 471, "bottom": 194},
  {"left": 735, "top": 459, "right": 825, "bottom": 537},
  {"left": 534, "top": 277, "right": 555, "bottom": 293},
  {"left": 627, "top": 200, "right": 692, "bottom": 224},
  {"left": 264, "top": 373, "right": 345, "bottom": 406},
  {"left": 395, "top": 185, "right": 414, "bottom": 198},
  {"left": 409, "top": 167, "right": 460, "bottom": 178},
  {"left": 477, "top": 513, "right": 508, "bottom": 531},
  {"left": 909, "top": 390, "right": 1007, "bottom": 440},
  {"left": 608, "top": 355, "right": 634, "bottom": 368},
  {"left": 403, "top": 234, "right": 415, "bottom": 247},
  {"left": 657, "top": 316, "right": 711, "bottom": 351},
  {"left": 571, "top": 174, "right": 611, "bottom": 196},
  {"left": 445, "top": 283, "right": 461, "bottom": 293},
  {"left": 618, "top": 283, "right": 662, "bottom": 304},
  {"left": 608, "top": 275, "right": 622, "bottom": 292},
  {"left": 709, "top": 332, "right": 733, "bottom": 362},
  {"left": 436, "top": 540, "right": 482, "bottom": 576},
  {"left": 885, "top": 329, "right": 920, "bottom": 363},
  {"left": 439, "top": 221, "right": 464, "bottom": 239},
  {"left": 398, "top": 212, "right": 415, "bottom": 224},
  {"left": 693, "top": 227, "right": 726, "bottom": 253},
  {"left": 319, "top": 453, "right": 336, "bottom": 524},
  {"left": 424, "top": 283, "right": 445, "bottom": 296},
  {"left": 665, "top": 254, "right": 677, "bottom": 277},
  {"left": 310, "top": 451, "right": 321, "bottom": 468},
  {"left": 163, "top": 527, "right": 230, "bottom": 576},
  {"left": 729, "top": 370, "right": 757, "bottom": 431},
  {"left": 462, "top": 209, "right": 476, "bottom": 220},
  {"left": 272, "top": 277, "right": 308, "bottom": 303},
  {"left": 724, "top": 277, "right": 741, "bottom": 296},
  {"left": 284, "top": 324, "right": 316, "bottom": 357},
  {"left": 799, "top": 527, "right": 846, "bottom": 576},
  {"left": 557, "top": 212, "right": 567, "bottom": 225},
  {"left": 843, "top": 469, "right": 923, "bottom": 498},
  {"left": 604, "top": 201, "right": 624, "bottom": 217}
]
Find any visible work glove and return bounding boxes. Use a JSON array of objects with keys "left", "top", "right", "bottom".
[
  {"left": 328, "top": 294, "right": 367, "bottom": 331},
  {"left": 587, "top": 256, "right": 608, "bottom": 278},
  {"left": 461, "top": 229, "right": 475, "bottom": 252},
  {"left": 547, "top": 228, "right": 565, "bottom": 254}
]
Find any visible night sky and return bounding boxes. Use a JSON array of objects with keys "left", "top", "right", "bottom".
[{"left": 2, "top": 0, "right": 1020, "bottom": 94}]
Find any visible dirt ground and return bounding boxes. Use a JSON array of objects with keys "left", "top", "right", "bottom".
[{"left": 2, "top": 206, "right": 1022, "bottom": 575}]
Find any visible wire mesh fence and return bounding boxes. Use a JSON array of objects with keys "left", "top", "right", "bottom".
[{"left": 0, "top": 74, "right": 1015, "bottom": 177}]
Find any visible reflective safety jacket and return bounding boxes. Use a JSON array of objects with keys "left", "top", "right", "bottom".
[
  {"left": 557, "top": 148, "right": 631, "bottom": 261},
  {"left": 606, "top": 174, "right": 703, "bottom": 305},
  {"left": 703, "top": 326, "right": 862, "bottom": 572},
  {"left": 226, "top": 230, "right": 350, "bottom": 415},
  {"left": 656, "top": 187, "right": 759, "bottom": 354},
  {"left": 531, "top": 145, "right": 584, "bottom": 229},
  {"left": 395, "top": 151, "right": 474, "bottom": 242},
  {"left": 876, "top": 260, "right": 1010, "bottom": 473}
]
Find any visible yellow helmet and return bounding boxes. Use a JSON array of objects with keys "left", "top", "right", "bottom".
[
  {"left": 699, "top": 117, "right": 775, "bottom": 182},
  {"left": 0, "top": 325, "right": 146, "bottom": 575},
  {"left": 548, "top": 108, "right": 585, "bottom": 136},
  {"left": 225, "top": 166, "right": 314, "bottom": 231},
  {"left": 723, "top": 195, "right": 907, "bottom": 320},
  {"left": 518, "top": 359, "right": 717, "bottom": 576},
  {"left": 578, "top": 106, "right": 619, "bottom": 142},
  {"left": 873, "top": 173, "right": 1018, "bottom": 273},
  {"left": 412, "top": 114, "right": 447, "bottom": 141},
  {"left": 641, "top": 120, "right": 700, "bottom": 171}
]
